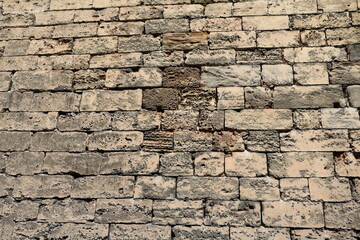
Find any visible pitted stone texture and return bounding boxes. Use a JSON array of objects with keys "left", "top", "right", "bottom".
[
  {"left": 240, "top": 177, "right": 280, "bottom": 201},
  {"left": 88, "top": 131, "right": 143, "bottom": 151},
  {"left": 6, "top": 152, "right": 44, "bottom": 176},
  {"left": 173, "top": 226, "right": 229, "bottom": 240},
  {"left": 231, "top": 227, "right": 291, "bottom": 240},
  {"left": 324, "top": 202, "right": 360, "bottom": 230},
  {"left": 225, "top": 152, "right": 267, "bottom": 177},
  {"left": 134, "top": 176, "right": 176, "bottom": 199},
  {"left": 106, "top": 68, "right": 162, "bottom": 88},
  {"left": 159, "top": 152, "right": 193, "bottom": 176},
  {"left": 163, "top": 67, "right": 201, "bottom": 88},
  {"left": 280, "top": 178, "right": 310, "bottom": 201},
  {"left": 113, "top": 111, "right": 160, "bottom": 131},
  {"left": 110, "top": 224, "right": 171, "bottom": 240},
  {"left": 194, "top": 152, "right": 224, "bottom": 176},
  {"left": 309, "top": 177, "right": 352, "bottom": 202},
  {"left": 335, "top": 152, "right": 360, "bottom": 177}
]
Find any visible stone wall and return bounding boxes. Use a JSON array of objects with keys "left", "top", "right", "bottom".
[{"left": 0, "top": 0, "right": 359, "bottom": 239}]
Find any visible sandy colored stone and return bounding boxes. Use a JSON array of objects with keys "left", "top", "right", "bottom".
[
  {"left": 173, "top": 226, "right": 229, "bottom": 240},
  {"left": 321, "top": 108, "right": 360, "bottom": 129},
  {"left": 202, "top": 65, "right": 260, "bottom": 87},
  {"left": 179, "top": 88, "right": 217, "bottom": 110},
  {"left": 330, "top": 62, "right": 360, "bottom": 84},
  {"left": 0, "top": 56, "right": 38, "bottom": 71},
  {"left": 120, "top": 6, "right": 162, "bottom": 20},
  {"left": 233, "top": 1, "right": 267, "bottom": 16},
  {"left": 34, "top": 10, "right": 75, "bottom": 25},
  {"left": 268, "top": 152, "right": 334, "bottom": 177},
  {"left": 97, "top": 22, "right": 144, "bottom": 36},
  {"left": 88, "top": 131, "right": 143, "bottom": 151},
  {"left": 231, "top": 227, "right": 290, "bottom": 240},
  {"left": 174, "top": 131, "right": 213, "bottom": 151},
  {"left": 159, "top": 152, "right": 193, "bottom": 176},
  {"left": 284, "top": 47, "right": 347, "bottom": 62},
  {"left": 106, "top": 68, "right": 162, "bottom": 88},
  {"left": 292, "top": 229, "right": 359, "bottom": 240},
  {"left": 291, "top": 12, "right": 351, "bottom": 29},
  {"left": 113, "top": 111, "right": 161, "bottom": 131},
  {"left": 280, "top": 178, "right": 310, "bottom": 201},
  {"left": 73, "top": 37, "right": 118, "bottom": 54},
  {"left": 80, "top": 90, "right": 142, "bottom": 111},
  {"left": 226, "top": 109, "right": 292, "bottom": 130},
  {"left": 0, "top": 72, "right": 11, "bottom": 91},
  {"left": 13, "top": 175, "right": 73, "bottom": 199},
  {"left": 190, "top": 18, "right": 242, "bottom": 32},
  {"left": 324, "top": 202, "right": 360, "bottom": 230},
  {"left": 237, "top": 49, "right": 283, "bottom": 64},
  {"left": 225, "top": 152, "right": 267, "bottom": 177},
  {"left": 110, "top": 224, "right": 171, "bottom": 240},
  {"left": 135, "top": 176, "right": 176, "bottom": 199},
  {"left": 309, "top": 177, "right": 352, "bottom": 202},
  {"left": 118, "top": 35, "right": 160, "bottom": 52},
  {"left": 258, "top": 31, "right": 300, "bottom": 48},
  {"left": 209, "top": 31, "right": 256, "bottom": 49},
  {"left": 318, "top": 0, "right": 357, "bottom": 12},
  {"left": 244, "top": 87, "right": 273, "bottom": 108},
  {"left": 43, "top": 152, "right": 105, "bottom": 175},
  {"left": 194, "top": 152, "right": 224, "bottom": 177},
  {"left": 280, "top": 130, "right": 350, "bottom": 152},
  {"left": 177, "top": 177, "right": 239, "bottom": 200},
  {"left": 347, "top": 85, "right": 360, "bottom": 107},
  {"left": 0, "top": 198, "right": 39, "bottom": 221},
  {"left": 95, "top": 199, "right": 152, "bottom": 223},
  {"left": 161, "top": 110, "right": 198, "bottom": 130},
  {"left": 6, "top": 152, "right": 44, "bottom": 176},
  {"left": 28, "top": 39, "right": 73, "bottom": 55},
  {"left": 0, "top": 131, "right": 31, "bottom": 151},
  {"left": 74, "top": 8, "right": 119, "bottom": 22},
  {"left": 144, "top": 51, "right": 184, "bottom": 67},
  {"left": 41, "top": 55, "right": 90, "bottom": 70},
  {"left": 263, "top": 201, "right": 324, "bottom": 228},
  {"left": 89, "top": 53, "right": 142, "bottom": 68},
  {"left": 301, "top": 30, "right": 326, "bottom": 46},
  {"left": 164, "top": 4, "right": 203, "bottom": 18},
  {"left": 199, "top": 110, "right": 224, "bottom": 131},
  {"left": 143, "top": 131, "right": 174, "bottom": 152},
  {"left": 153, "top": 200, "right": 203, "bottom": 225},
  {"left": 0, "top": 112, "right": 57, "bottom": 131},
  {"left": 327, "top": 27, "right": 360, "bottom": 45},
  {"left": 71, "top": 176, "right": 135, "bottom": 199},
  {"left": 101, "top": 152, "right": 158, "bottom": 175},
  {"left": 31, "top": 132, "right": 87, "bottom": 152},
  {"left": 163, "top": 32, "right": 207, "bottom": 50},
  {"left": 213, "top": 131, "right": 244, "bottom": 152},
  {"left": 262, "top": 64, "right": 293, "bottom": 86},
  {"left": 185, "top": 49, "right": 235, "bottom": 65},
  {"left": 217, "top": 87, "right": 244, "bottom": 110},
  {"left": 294, "top": 63, "right": 328, "bottom": 85},
  {"left": 335, "top": 152, "right": 360, "bottom": 177},
  {"left": 3, "top": 0, "right": 49, "bottom": 13},
  {"left": 240, "top": 177, "right": 280, "bottom": 201},
  {"left": 243, "top": 16, "right": 289, "bottom": 30},
  {"left": 145, "top": 19, "right": 189, "bottom": 34},
  {"left": 53, "top": 23, "right": 97, "bottom": 38},
  {"left": 205, "top": 200, "right": 261, "bottom": 226},
  {"left": 293, "top": 109, "right": 321, "bottom": 129},
  {"left": 350, "top": 130, "right": 360, "bottom": 152},
  {"left": 48, "top": 223, "right": 109, "bottom": 240},
  {"left": 57, "top": 112, "right": 111, "bottom": 131},
  {"left": 93, "top": 0, "right": 140, "bottom": 8},
  {"left": 38, "top": 199, "right": 95, "bottom": 223},
  {"left": 243, "top": 131, "right": 279, "bottom": 152}
]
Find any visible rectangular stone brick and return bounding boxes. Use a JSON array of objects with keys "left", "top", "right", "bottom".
[
  {"left": 233, "top": 1, "right": 267, "bottom": 16},
  {"left": 178, "top": 88, "right": 216, "bottom": 111},
  {"left": 112, "top": 111, "right": 161, "bottom": 131},
  {"left": 309, "top": 177, "right": 351, "bottom": 202},
  {"left": 144, "top": 51, "right": 184, "bottom": 67},
  {"left": 350, "top": 130, "right": 360, "bottom": 152},
  {"left": 72, "top": 176, "right": 135, "bottom": 198},
  {"left": 3, "top": 0, "right": 49, "bottom": 13},
  {"left": 205, "top": 3, "right": 231, "bottom": 17},
  {"left": 240, "top": 177, "right": 280, "bottom": 201},
  {"left": 243, "top": 131, "right": 280, "bottom": 152},
  {"left": 106, "top": 68, "right": 162, "bottom": 88},
  {"left": 174, "top": 131, "right": 213, "bottom": 151},
  {"left": 159, "top": 152, "right": 193, "bottom": 176},
  {"left": 213, "top": 131, "right": 244, "bottom": 152},
  {"left": 0, "top": 112, "right": 57, "bottom": 131},
  {"left": 143, "top": 131, "right": 174, "bottom": 152},
  {"left": 28, "top": 39, "right": 73, "bottom": 55},
  {"left": 293, "top": 109, "right": 321, "bottom": 129},
  {"left": 164, "top": 4, "right": 203, "bottom": 18},
  {"left": 34, "top": 10, "right": 75, "bottom": 25},
  {"left": 280, "top": 178, "right": 310, "bottom": 201},
  {"left": 205, "top": 201, "right": 261, "bottom": 226},
  {"left": 163, "top": 32, "right": 207, "bottom": 50},
  {"left": 231, "top": 227, "right": 290, "bottom": 240},
  {"left": 50, "top": 0, "right": 93, "bottom": 10},
  {"left": 98, "top": 22, "right": 144, "bottom": 35},
  {"left": 88, "top": 131, "right": 143, "bottom": 151},
  {"left": 53, "top": 23, "right": 97, "bottom": 38},
  {"left": 43, "top": 152, "right": 105, "bottom": 175},
  {"left": 268, "top": 0, "right": 317, "bottom": 14},
  {"left": 110, "top": 224, "right": 171, "bottom": 240},
  {"left": 280, "top": 130, "right": 350, "bottom": 151},
  {"left": 321, "top": 108, "right": 360, "bottom": 129},
  {"left": 273, "top": 85, "right": 345, "bottom": 108},
  {"left": 209, "top": 31, "right": 256, "bottom": 49},
  {"left": 0, "top": 26, "right": 54, "bottom": 40},
  {"left": 89, "top": 53, "right": 142, "bottom": 68},
  {"left": 217, "top": 87, "right": 244, "bottom": 110},
  {"left": 6, "top": 152, "right": 44, "bottom": 176},
  {"left": 145, "top": 19, "right": 189, "bottom": 34},
  {"left": 3, "top": 40, "right": 30, "bottom": 56},
  {"left": 161, "top": 110, "right": 199, "bottom": 130},
  {"left": 268, "top": 152, "right": 334, "bottom": 177},
  {"left": 101, "top": 152, "right": 159, "bottom": 175},
  {"left": 301, "top": 30, "right": 326, "bottom": 47},
  {"left": 57, "top": 112, "right": 111, "bottom": 131},
  {"left": 0, "top": 72, "right": 11, "bottom": 91},
  {"left": 38, "top": 199, "right": 95, "bottom": 223},
  {"left": 177, "top": 177, "right": 239, "bottom": 200},
  {"left": 120, "top": 6, "right": 163, "bottom": 20},
  {"left": 190, "top": 18, "right": 242, "bottom": 32},
  {"left": 93, "top": 0, "right": 141, "bottom": 8},
  {"left": 202, "top": 65, "right": 261, "bottom": 87},
  {"left": 118, "top": 35, "right": 160, "bottom": 52},
  {"left": 143, "top": 0, "right": 190, "bottom": 4},
  {"left": 0, "top": 198, "right": 39, "bottom": 221},
  {"left": 74, "top": 8, "right": 119, "bottom": 22},
  {"left": 0, "top": 56, "right": 38, "bottom": 71},
  {"left": 330, "top": 62, "right": 360, "bottom": 84},
  {"left": 80, "top": 90, "right": 142, "bottom": 111},
  {"left": 31, "top": 132, "right": 87, "bottom": 152},
  {"left": 318, "top": 0, "right": 357, "bottom": 12},
  {"left": 243, "top": 16, "right": 289, "bottom": 30},
  {"left": 45, "top": 55, "right": 90, "bottom": 70},
  {"left": 290, "top": 12, "right": 351, "bottom": 29},
  {"left": 225, "top": 109, "right": 293, "bottom": 130},
  {"left": 173, "top": 226, "right": 229, "bottom": 240},
  {"left": 284, "top": 47, "right": 347, "bottom": 62},
  {"left": 0, "top": 175, "right": 14, "bottom": 197},
  {"left": 186, "top": 49, "right": 235, "bottom": 65},
  {"left": 236, "top": 49, "right": 283, "bottom": 64},
  {"left": 12, "top": 70, "right": 73, "bottom": 91},
  {"left": 335, "top": 152, "right": 360, "bottom": 177},
  {"left": 73, "top": 37, "right": 118, "bottom": 54},
  {"left": 262, "top": 64, "right": 293, "bottom": 86},
  {"left": 135, "top": 176, "right": 176, "bottom": 199},
  {"left": 95, "top": 199, "right": 152, "bottom": 223},
  {"left": 326, "top": 27, "right": 360, "bottom": 45},
  {"left": 258, "top": 30, "right": 300, "bottom": 48},
  {"left": 325, "top": 202, "right": 360, "bottom": 230},
  {"left": 294, "top": 63, "right": 328, "bottom": 85},
  {"left": 194, "top": 152, "right": 224, "bottom": 176},
  {"left": 153, "top": 200, "right": 203, "bottom": 225},
  {"left": 292, "top": 229, "right": 358, "bottom": 240},
  {"left": 13, "top": 175, "right": 73, "bottom": 199},
  {"left": 225, "top": 152, "right": 267, "bottom": 177},
  {"left": 0, "top": 131, "right": 31, "bottom": 151},
  {"left": 263, "top": 201, "right": 324, "bottom": 228}
]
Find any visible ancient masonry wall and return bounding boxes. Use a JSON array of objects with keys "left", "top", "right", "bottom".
[{"left": 0, "top": 0, "right": 359, "bottom": 239}]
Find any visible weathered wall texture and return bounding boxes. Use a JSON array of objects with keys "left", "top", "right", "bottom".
[{"left": 0, "top": 0, "right": 360, "bottom": 239}]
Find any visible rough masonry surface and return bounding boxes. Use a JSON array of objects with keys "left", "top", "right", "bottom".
[{"left": 0, "top": 0, "right": 359, "bottom": 239}]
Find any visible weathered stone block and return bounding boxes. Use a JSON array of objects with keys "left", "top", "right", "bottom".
[
  {"left": 6, "top": 152, "right": 44, "bottom": 176},
  {"left": 213, "top": 131, "right": 245, "bottom": 152},
  {"left": 120, "top": 6, "right": 163, "bottom": 20},
  {"left": 164, "top": 4, "right": 203, "bottom": 18},
  {"left": 57, "top": 112, "right": 111, "bottom": 131},
  {"left": 185, "top": 49, "right": 235, "bottom": 65},
  {"left": 318, "top": 0, "right": 357, "bottom": 12},
  {"left": 161, "top": 110, "right": 199, "bottom": 130},
  {"left": 31, "top": 132, "right": 87, "bottom": 152},
  {"left": 321, "top": 108, "right": 360, "bottom": 129},
  {"left": 292, "top": 229, "right": 359, "bottom": 240},
  {"left": 97, "top": 22, "right": 144, "bottom": 36},
  {"left": 110, "top": 224, "right": 171, "bottom": 240},
  {"left": 143, "top": 88, "right": 180, "bottom": 110},
  {"left": 174, "top": 131, "right": 213, "bottom": 151},
  {"left": 284, "top": 47, "right": 347, "bottom": 62},
  {"left": 190, "top": 18, "right": 242, "bottom": 32},
  {"left": 179, "top": 88, "right": 216, "bottom": 110},
  {"left": 309, "top": 177, "right": 352, "bottom": 202},
  {"left": 268, "top": 152, "right": 334, "bottom": 177},
  {"left": 0, "top": 112, "right": 57, "bottom": 131},
  {"left": 209, "top": 31, "right": 256, "bottom": 49},
  {"left": 205, "top": 201, "right": 261, "bottom": 226},
  {"left": 262, "top": 201, "right": 324, "bottom": 228},
  {"left": 293, "top": 109, "right": 321, "bottom": 129},
  {"left": 118, "top": 35, "right": 160, "bottom": 52},
  {"left": 177, "top": 177, "right": 239, "bottom": 200},
  {"left": 301, "top": 30, "right": 326, "bottom": 46},
  {"left": 159, "top": 152, "right": 193, "bottom": 176},
  {"left": 71, "top": 176, "right": 135, "bottom": 198},
  {"left": 324, "top": 202, "right": 360, "bottom": 230},
  {"left": 53, "top": 23, "right": 97, "bottom": 38},
  {"left": 244, "top": 87, "right": 273, "bottom": 108},
  {"left": 236, "top": 49, "right": 283, "bottom": 64},
  {"left": 173, "top": 226, "right": 229, "bottom": 240},
  {"left": 74, "top": 8, "right": 119, "bottom": 22},
  {"left": 262, "top": 64, "right": 293, "bottom": 86},
  {"left": 0, "top": 72, "right": 11, "bottom": 91},
  {"left": 88, "top": 131, "right": 143, "bottom": 151},
  {"left": 335, "top": 152, "right": 360, "bottom": 177},
  {"left": 204, "top": 3, "right": 231, "bottom": 17},
  {"left": 294, "top": 63, "right": 328, "bottom": 85},
  {"left": 0, "top": 56, "right": 38, "bottom": 71},
  {"left": 163, "top": 32, "right": 207, "bottom": 50},
  {"left": 143, "top": 131, "right": 174, "bottom": 152},
  {"left": 330, "top": 62, "right": 360, "bottom": 84},
  {"left": 240, "top": 177, "right": 280, "bottom": 201},
  {"left": 113, "top": 111, "right": 161, "bottom": 131},
  {"left": 225, "top": 152, "right": 267, "bottom": 177},
  {"left": 231, "top": 227, "right": 290, "bottom": 240},
  {"left": 290, "top": 12, "right": 351, "bottom": 29},
  {"left": 194, "top": 152, "right": 224, "bottom": 176},
  {"left": 243, "top": 16, "right": 289, "bottom": 30},
  {"left": 89, "top": 53, "right": 142, "bottom": 68},
  {"left": 242, "top": 131, "right": 280, "bottom": 152},
  {"left": 199, "top": 110, "right": 224, "bottom": 130},
  {"left": 73, "top": 37, "right": 118, "bottom": 54},
  {"left": 233, "top": 1, "right": 267, "bottom": 16},
  {"left": 73, "top": 69, "right": 106, "bottom": 90},
  {"left": 258, "top": 31, "right": 300, "bottom": 48},
  {"left": 145, "top": 19, "right": 189, "bottom": 34},
  {"left": 280, "top": 178, "right": 310, "bottom": 201},
  {"left": 106, "top": 68, "right": 162, "bottom": 88},
  {"left": 163, "top": 67, "right": 201, "bottom": 87},
  {"left": 0, "top": 198, "right": 39, "bottom": 221},
  {"left": 95, "top": 199, "right": 152, "bottom": 223}
]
